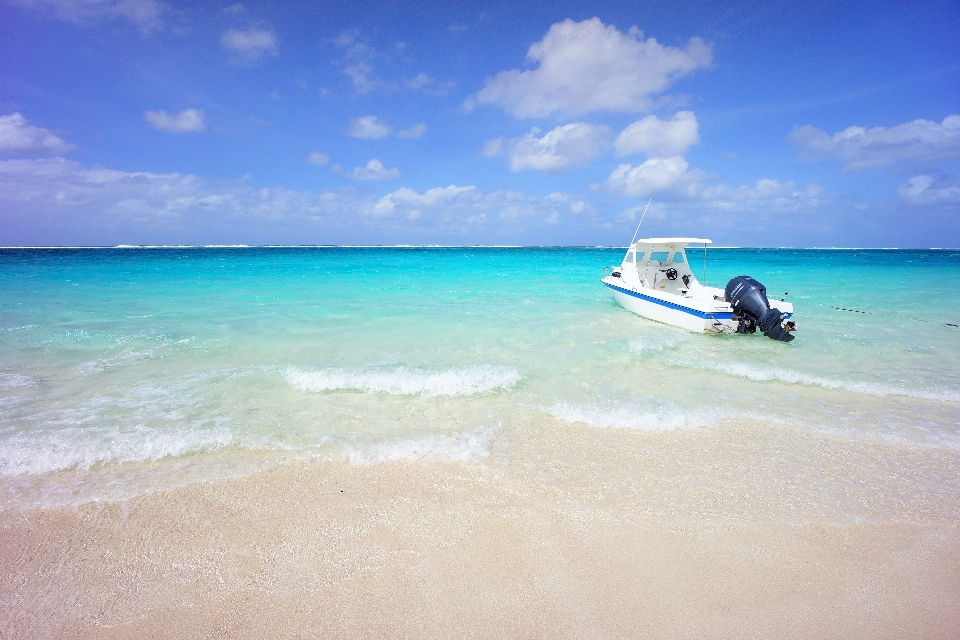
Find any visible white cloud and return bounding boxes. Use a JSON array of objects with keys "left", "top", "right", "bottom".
[
  {"left": 339, "top": 159, "right": 401, "bottom": 181},
  {"left": 0, "top": 157, "right": 360, "bottom": 244},
  {"left": 396, "top": 123, "right": 427, "bottom": 138},
  {"left": 348, "top": 115, "right": 391, "bottom": 139},
  {"left": 221, "top": 28, "right": 279, "bottom": 62},
  {"left": 467, "top": 18, "right": 712, "bottom": 118},
  {"left": 615, "top": 111, "right": 700, "bottom": 157},
  {"left": 12, "top": 0, "right": 165, "bottom": 33},
  {"left": 348, "top": 116, "right": 425, "bottom": 140},
  {"left": 405, "top": 73, "right": 434, "bottom": 90},
  {"left": 372, "top": 185, "right": 476, "bottom": 216},
  {"left": 334, "top": 31, "right": 396, "bottom": 95},
  {"left": 787, "top": 115, "right": 960, "bottom": 171},
  {"left": 0, "top": 113, "right": 75, "bottom": 156},
  {"left": 305, "top": 152, "right": 330, "bottom": 166},
  {"left": 601, "top": 155, "right": 830, "bottom": 219},
  {"left": 143, "top": 109, "right": 206, "bottom": 134},
  {"left": 602, "top": 156, "right": 704, "bottom": 197},
  {"left": 898, "top": 174, "right": 960, "bottom": 207},
  {"left": 403, "top": 73, "right": 454, "bottom": 97},
  {"left": 483, "top": 123, "right": 611, "bottom": 174},
  {"left": 369, "top": 184, "right": 572, "bottom": 227}
]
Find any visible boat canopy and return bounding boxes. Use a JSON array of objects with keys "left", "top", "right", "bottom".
[{"left": 633, "top": 237, "right": 712, "bottom": 247}]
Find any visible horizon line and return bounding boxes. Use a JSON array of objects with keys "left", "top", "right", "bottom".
[{"left": 0, "top": 245, "right": 957, "bottom": 251}]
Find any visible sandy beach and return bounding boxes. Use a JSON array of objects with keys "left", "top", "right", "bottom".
[{"left": 3, "top": 419, "right": 959, "bottom": 638}]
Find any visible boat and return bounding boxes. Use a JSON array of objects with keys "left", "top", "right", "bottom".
[{"left": 601, "top": 237, "right": 796, "bottom": 341}]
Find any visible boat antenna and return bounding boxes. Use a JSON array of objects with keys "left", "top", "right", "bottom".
[{"left": 629, "top": 199, "right": 653, "bottom": 246}]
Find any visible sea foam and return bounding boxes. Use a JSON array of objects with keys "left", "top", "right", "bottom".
[
  {"left": 0, "top": 424, "right": 236, "bottom": 476},
  {"left": 547, "top": 400, "right": 721, "bottom": 432},
  {"left": 672, "top": 358, "right": 960, "bottom": 403},
  {"left": 0, "top": 373, "right": 36, "bottom": 388},
  {"left": 342, "top": 428, "right": 494, "bottom": 466},
  {"left": 285, "top": 365, "right": 521, "bottom": 398}
]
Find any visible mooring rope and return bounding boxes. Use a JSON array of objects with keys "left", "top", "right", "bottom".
[{"left": 811, "top": 301, "right": 957, "bottom": 328}]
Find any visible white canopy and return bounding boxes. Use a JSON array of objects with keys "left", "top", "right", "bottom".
[{"left": 632, "top": 237, "right": 712, "bottom": 246}]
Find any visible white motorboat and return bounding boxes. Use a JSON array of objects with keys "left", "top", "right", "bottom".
[{"left": 601, "top": 237, "right": 796, "bottom": 341}]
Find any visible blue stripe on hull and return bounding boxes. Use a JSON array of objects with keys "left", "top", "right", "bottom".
[{"left": 603, "top": 281, "right": 734, "bottom": 319}]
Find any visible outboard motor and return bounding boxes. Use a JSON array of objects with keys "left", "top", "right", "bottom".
[{"left": 724, "top": 276, "right": 795, "bottom": 342}]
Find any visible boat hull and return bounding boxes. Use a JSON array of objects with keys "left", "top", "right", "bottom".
[{"left": 603, "top": 280, "right": 738, "bottom": 333}]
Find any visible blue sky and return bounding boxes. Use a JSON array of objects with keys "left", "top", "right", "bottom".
[{"left": 1, "top": 0, "right": 958, "bottom": 247}]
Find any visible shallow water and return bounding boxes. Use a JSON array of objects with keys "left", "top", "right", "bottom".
[{"left": 1, "top": 247, "right": 959, "bottom": 511}]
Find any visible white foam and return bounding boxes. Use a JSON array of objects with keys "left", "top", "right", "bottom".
[
  {"left": 547, "top": 400, "right": 721, "bottom": 432},
  {"left": 342, "top": 428, "right": 494, "bottom": 466},
  {"left": 0, "top": 424, "right": 236, "bottom": 476},
  {"left": 0, "top": 373, "right": 36, "bottom": 388},
  {"left": 674, "top": 358, "right": 960, "bottom": 403},
  {"left": 286, "top": 365, "right": 521, "bottom": 398}
]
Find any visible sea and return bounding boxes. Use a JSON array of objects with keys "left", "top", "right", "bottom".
[
  {"left": 1, "top": 246, "right": 959, "bottom": 515},
  {"left": 4, "top": 246, "right": 960, "bottom": 636}
]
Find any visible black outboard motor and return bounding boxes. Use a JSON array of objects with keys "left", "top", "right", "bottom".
[{"left": 724, "top": 276, "right": 795, "bottom": 342}]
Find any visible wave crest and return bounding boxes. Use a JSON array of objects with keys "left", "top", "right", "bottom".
[
  {"left": 286, "top": 365, "right": 521, "bottom": 398},
  {"left": 0, "top": 425, "right": 235, "bottom": 476}
]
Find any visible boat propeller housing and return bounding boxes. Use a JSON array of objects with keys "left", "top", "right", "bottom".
[{"left": 724, "top": 276, "right": 795, "bottom": 342}]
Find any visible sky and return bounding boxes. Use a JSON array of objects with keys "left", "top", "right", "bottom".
[{"left": 0, "top": 0, "right": 958, "bottom": 247}]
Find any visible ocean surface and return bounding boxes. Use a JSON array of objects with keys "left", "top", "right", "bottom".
[{"left": 2, "top": 247, "right": 959, "bottom": 513}]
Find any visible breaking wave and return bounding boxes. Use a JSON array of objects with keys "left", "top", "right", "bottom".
[
  {"left": 0, "top": 425, "right": 236, "bottom": 476},
  {"left": 285, "top": 365, "right": 521, "bottom": 398}
]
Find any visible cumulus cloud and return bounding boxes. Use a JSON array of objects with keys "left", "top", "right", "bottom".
[
  {"left": 787, "top": 114, "right": 960, "bottom": 171},
  {"left": 0, "top": 156, "right": 366, "bottom": 245},
  {"left": 143, "top": 109, "right": 206, "bottom": 133},
  {"left": 602, "top": 157, "right": 705, "bottom": 197},
  {"left": 371, "top": 185, "right": 476, "bottom": 217},
  {"left": 467, "top": 18, "right": 711, "bottom": 118},
  {"left": 0, "top": 113, "right": 75, "bottom": 156},
  {"left": 615, "top": 111, "right": 700, "bottom": 157},
  {"left": 348, "top": 115, "right": 391, "bottom": 139},
  {"left": 337, "top": 159, "right": 401, "bottom": 181},
  {"left": 369, "top": 184, "right": 572, "bottom": 226},
  {"left": 12, "top": 0, "right": 165, "bottom": 33},
  {"left": 348, "top": 116, "right": 425, "bottom": 140},
  {"left": 483, "top": 123, "right": 611, "bottom": 174},
  {"left": 396, "top": 123, "right": 427, "bottom": 138},
  {"left": 221, "top": 28, "right": 278, "bottom": 62},
  {"left": 304, "top": 152, "right": 330, "bottom": 166},
  {"left": 0, "top": 158, "right": 572, "bottom": 240},
  {"left": 898, "top": 174, "right": 960, "bottom": 207}
]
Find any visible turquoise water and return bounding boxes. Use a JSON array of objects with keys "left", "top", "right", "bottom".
[{"left": 2, "top": 247, "right": 959, "bottom": 508}]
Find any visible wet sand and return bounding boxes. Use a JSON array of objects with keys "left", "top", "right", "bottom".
[{"left": 2, "top": 420, "right": 959, "bottom": 638}]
